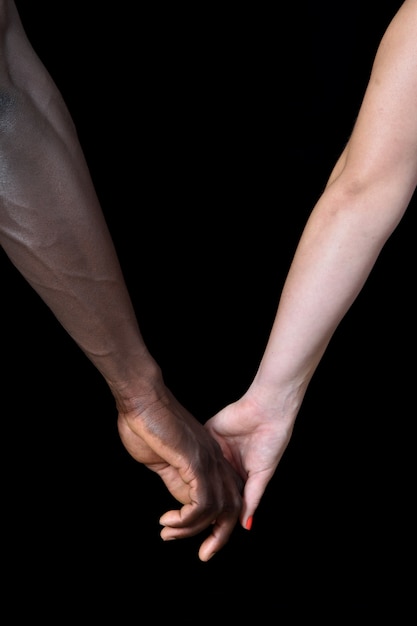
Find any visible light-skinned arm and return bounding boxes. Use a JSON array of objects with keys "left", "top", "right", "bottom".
[{"left": 205, "top": 0, "right": 417, "bottom": 531}]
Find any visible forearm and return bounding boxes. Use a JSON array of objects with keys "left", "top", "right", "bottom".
[
  {"left": 252, "top": 0, "right": 417, "bottom": 406},
  {"left": 251, "top": 180, "right": 409, "bottom": 403},
  {"left": 0, "top": 79, "right": 157, "bottom": 404}
]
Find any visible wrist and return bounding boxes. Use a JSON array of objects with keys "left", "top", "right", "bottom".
[
  {"left": 106, "top": 357, "right": 167, "bottom": 415},
  {"left": 245, "top": 374, "right": 308, "bottom": 420}
]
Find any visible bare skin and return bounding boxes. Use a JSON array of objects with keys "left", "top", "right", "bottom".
[
  {"left": 205, "top": 0, "right": 417, "bottom": 530},
  {"left": 0, "top": 0, "right": 242, "bottom": 561}
]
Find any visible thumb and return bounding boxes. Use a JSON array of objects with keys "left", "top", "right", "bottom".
[{"left": 240, "top": 471, "right": 273, "bottom": 530}]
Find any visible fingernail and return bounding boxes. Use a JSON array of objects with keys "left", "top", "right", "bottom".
[{"left": 245, "top": 515, "right": 253, "bottom": 530}]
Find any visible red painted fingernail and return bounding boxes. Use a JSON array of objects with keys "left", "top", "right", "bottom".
[{"left": 245, "top": 515, "right": 253, "bottom": 530}]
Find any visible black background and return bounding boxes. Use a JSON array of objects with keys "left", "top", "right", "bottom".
[{"left": 3, "top": 0, "right": 415, "bottom": 617}]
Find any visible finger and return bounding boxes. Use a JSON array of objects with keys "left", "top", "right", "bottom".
[
  {"left": 159, "top": 501, "right": 203, "bottom": 528},
  {"left": 239, "top": 472, "right": 271, "bottom": 529},
  {"left": 197, "top": 514, "right": 238, "bottom": 562},
  {"left": 159, "top": 503, "right": 219, "bottom": 540},
  {"left": 160, "top": 499, "right": 240, "bottom": 546}
]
